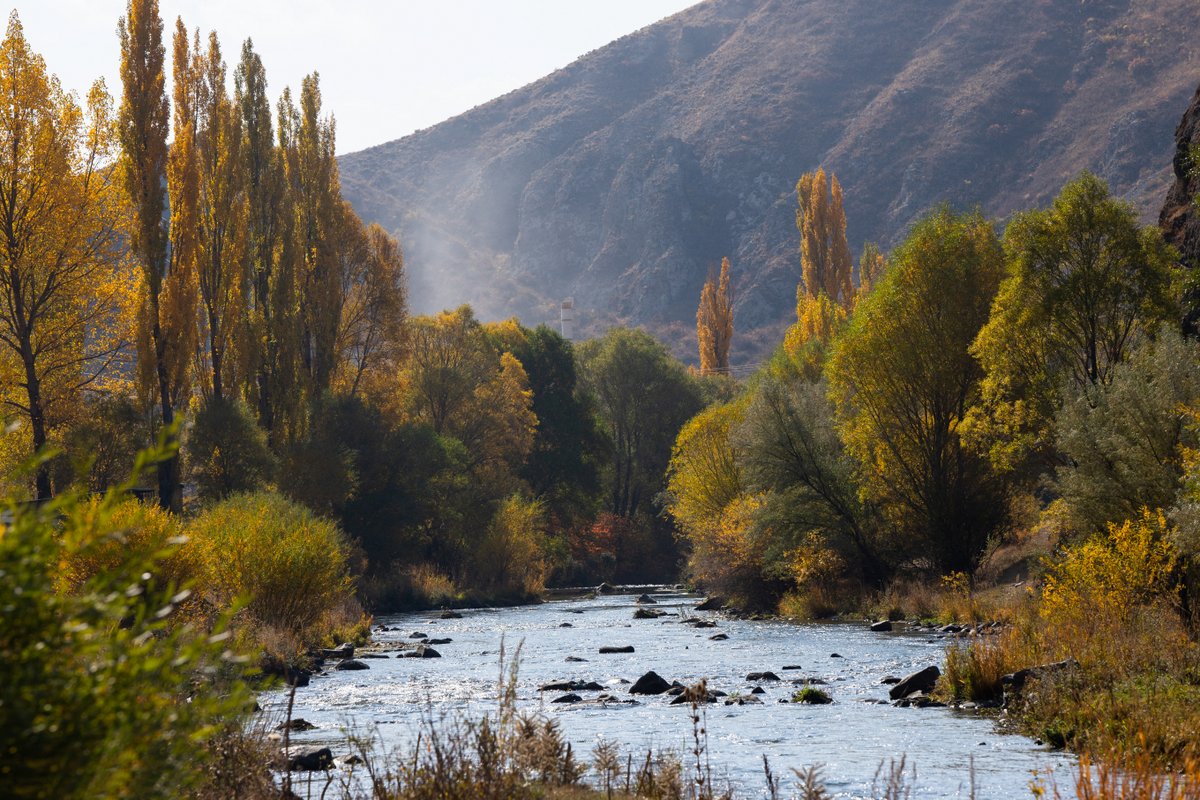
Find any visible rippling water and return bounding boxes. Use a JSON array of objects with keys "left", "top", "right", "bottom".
[{"left": 261, "top": 590, "right": 1075, "bottom": 798}]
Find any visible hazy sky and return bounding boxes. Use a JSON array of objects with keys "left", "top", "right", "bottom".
[{"left": 14, "top": 1, "right": 698, "bottom": 154}]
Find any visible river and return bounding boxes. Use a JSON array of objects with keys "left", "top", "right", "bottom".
[{"left": 260, "top": 589, "right": 1076, "bottom": 798}]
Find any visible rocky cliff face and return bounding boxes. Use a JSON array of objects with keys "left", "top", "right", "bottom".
[
  {"left": 340, "top": 0, "right": 1200, "bottom": 363},
  {"left": 1159, "top": 82, "right": 1200, "bottom": 334}
]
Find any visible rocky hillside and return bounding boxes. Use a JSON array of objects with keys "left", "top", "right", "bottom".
[
  {"left": 1160, "top": 81, "right": 1200, "bottom": 334},
  {"left": 340, "top": 0, "right": 1200, "bottom": 363}
]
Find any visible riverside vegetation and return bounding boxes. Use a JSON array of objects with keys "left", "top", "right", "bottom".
[{"left": 3, "top": 0, "right": 1200, "bottom": 796}]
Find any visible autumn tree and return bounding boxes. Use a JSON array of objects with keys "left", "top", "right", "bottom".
[
  {"left": 857, "top": 241, "right": 885, "bottom": 299},
  {"left": 969, "top": 172, "right": 1179, "bottom": 474},
  {"left": 120, "top": 0, "right": 194, "bottom": 509},
  {"left": 335, "top": 221, "right": 406, "bottom": 398},
  {"left": 696, "top": 257, "right": 733, "bottom": 375},
  {"left": 281, "top": 74, "right": 343, "bottom": 397},
  {"left": 186, "top": 28, "right": 246, "bottom": 402},
  {"left": 0, "top": 14, "right": 128, "bottom": 498},
  {"left": 828, "top": 207, "right": 1007, "bottom": 574},
  {"left": 796, "top": 168, "right": 854, "bottom": 306},
  {"left": 236, "top": 39, "right": 295, "bottom": 442}
]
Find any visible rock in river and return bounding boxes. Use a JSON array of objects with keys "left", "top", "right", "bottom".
[
  {"left": 888, "top": 666, "right": 941, "bottom": 700},
  {"left": 629, "top": 671, "right": 672, "bottom": 695},
  {"left": 695, "top": 596, "right": 724, "bottom": 611},
  {"left": 636, "top": 593, "right": 657, "bottom": 604},
  {"left": 335, "top": 659, "right": 370, "bottom": 671},
  {"left": 282, "top": 745, "right": 333, "bottom": 771},
  {"left": 599, "top": 645, "right": 635, "bottom": 654},
  {"left": 870, "top": 620, "right": 893, "bottom": 632}
]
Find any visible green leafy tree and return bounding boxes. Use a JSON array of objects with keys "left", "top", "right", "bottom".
[
  {"left": 969, "top": 172, "right": 1179, "bottom": 473},
  {"left": 828, "top": 207, "right": 1007, "bottom": 574},
  {"left": 577, "top": 327, "right": 705, "bottom": 521},
  {"left": 1056, "top": 327, "right": 1200, "bottom": 534},
  {"left": 186, "top": 396, "right": 276, "bottom": 502}
]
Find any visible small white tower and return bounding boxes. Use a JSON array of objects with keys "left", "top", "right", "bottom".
[{"left": 559, "top": 298, "right": 575, "bottom": 341}]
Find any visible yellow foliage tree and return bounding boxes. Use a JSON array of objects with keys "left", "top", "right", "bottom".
[
  {"left": 0, "top": 14, "right": 130, "bottom": 498},
  {"left": 796, "top": 168, "right": 854, "bottom": 306},
  {"left": 120, "top": 0, "right": 194, "bottom": 509},
  {"left": 696, "top": 257, "right": 734, "bottom": 376},
  {"left": 666, "top": 400, "right": 744, "bottom": 535},
  {"left": 780, "top": 292, "right": 847, "bottom": 380}
]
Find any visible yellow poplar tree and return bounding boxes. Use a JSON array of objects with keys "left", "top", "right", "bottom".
[
  {"left": 191, "top": 29, "right": 247, "bottom": 402},
  {"left": 796, "top": 168, "right": 854, "bottom": 306},
  {"left": 0, "top": 14, "right": 130, "bottom": 498},
  {"left": 120, "top": 0, "right": 196, "bottom": 509},
  {"left": 696, "top": 257, "right": 734, "bottom": 376}
]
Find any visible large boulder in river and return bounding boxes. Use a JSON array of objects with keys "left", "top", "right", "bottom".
[
  {"left": 634, "top": 607, "right": 666, "bottom": 619},
  {"left": 888, "top": 666, "right": 940, "bottom": 700},
  {"left": 695, "top": 596, "right": 724, "bottom": 611},
  {"left": 636, "top": 593, "right": 657, "bottom": 604},
  {"left": 335, "top": 659, "right": 370, "bottom": 671},
  {"left": 599, "top": 645, "right": 634, "bottom": 654},
  {"left": 282, "top": 745, "right": 333, "bottom": 771},
  {"left": 630, "top": 671, "right": 672, "bottom": 695}
]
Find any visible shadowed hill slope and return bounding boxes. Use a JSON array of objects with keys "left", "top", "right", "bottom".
[{"left": 340, "top": 0, "right": 1200, "bottom": 362}]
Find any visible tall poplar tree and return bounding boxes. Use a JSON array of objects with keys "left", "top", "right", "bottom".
[
  {"left": 236, "top": 40, "right": 292, "bottom": 442},
  {"left": 120, "top": 0, "right": 190, "bottom": 510},
  {"left": 796, "top": 168, "right": 854, "bottom": 306},
  {"left": 192, "top": 30, "right": 246, "bottom": 402},
  {"left": 696, "top": 257, "right": 734, "bottom": 375}
]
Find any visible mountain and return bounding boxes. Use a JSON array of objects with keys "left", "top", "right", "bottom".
[{"left": 339, "top": 0, "right": 1200, "bottom": 363}]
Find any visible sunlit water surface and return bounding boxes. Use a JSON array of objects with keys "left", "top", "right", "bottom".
[{"left": 261, "top": 591, "right": 1074, "bottom": 798}]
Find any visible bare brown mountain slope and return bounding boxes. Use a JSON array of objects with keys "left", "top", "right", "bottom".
[{"left": 339, "top": 0, "right": 1200, "bottom": 363}]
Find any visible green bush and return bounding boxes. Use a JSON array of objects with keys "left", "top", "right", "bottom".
[
  {"left": 186, "top": 491, "right": 353, "bottom": 634},
  {"left": 0, "top": 478, "right": 253, "bottom": 798}
]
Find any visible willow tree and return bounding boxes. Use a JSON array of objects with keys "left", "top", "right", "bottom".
[
  {"left": 0, "top": 14, "right": 128, "bottom": 498},
  {"left": 968, "top": 172, "right": 1178, "bottom": 474},
  {"left": 696, "top": 257, "right": 733, "bottom": 376},
  {"left": 828, "top": 207, "right": 1007, "bottom": 574},
  {"left": 120, "top": 0, "right": 195, "bottom": 509}
]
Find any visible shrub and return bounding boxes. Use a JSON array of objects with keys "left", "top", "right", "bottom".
[
  {"left": 57, "top": 496, "right": 187, "bottom": 594},
  {"left": 0, "top": 478, "right": 253, "bottom": 798},
  {"left": 185, "top": 491, "right": 353, "bottom": 635},
  {"left": 1041, "top": 510, "right": 1178, "bottom": 622},
  {"left": 186, "top": 397, "right": 277, "bottom": 502}
]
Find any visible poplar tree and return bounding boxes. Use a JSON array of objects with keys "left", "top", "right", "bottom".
[
  {"left": 696, "top": 257, "right": 734, "bottom": 376},
  {"left": 796, "top": 168, "right": 854, "bottom": 306},
  {"left": 120, "top": 0, "right": 190, "bottom": 510},
  {"left": 192, "top": 30, "right": 246, "bottom": 402},
  {"left": 236, "top": 40, "right": 293, "bottom": 442}
]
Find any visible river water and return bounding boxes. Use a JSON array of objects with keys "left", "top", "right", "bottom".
[{"left": 261, "top": 589, "right": 1075, "bottom": 798}]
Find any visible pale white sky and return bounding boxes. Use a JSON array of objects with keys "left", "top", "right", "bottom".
[{"left": 13, "top": 1, "right": 698, "bottom": 154}]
